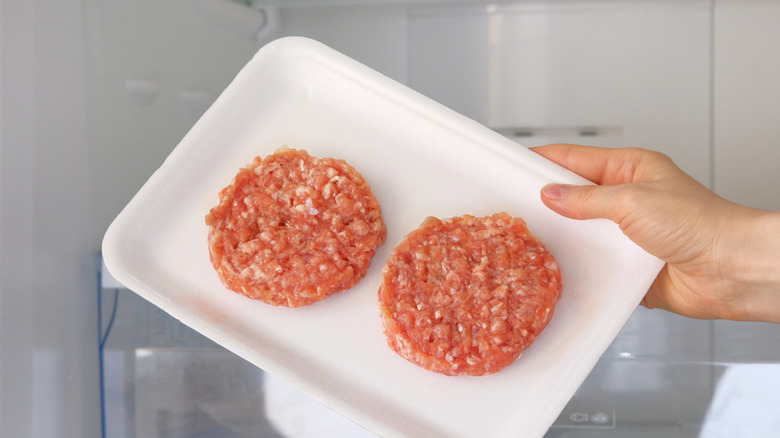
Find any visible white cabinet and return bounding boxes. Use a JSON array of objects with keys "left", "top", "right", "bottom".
[{"left": 714, "top": 0, "right": 780, "bottom": 210}]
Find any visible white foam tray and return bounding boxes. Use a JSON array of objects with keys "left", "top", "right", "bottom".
[{"left": 102, "top": 37, "right": 663, "bottom": 438}]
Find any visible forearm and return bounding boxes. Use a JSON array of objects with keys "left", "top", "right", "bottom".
[{"left": 731, "top": 209, "right": 780, "bottom": 323}]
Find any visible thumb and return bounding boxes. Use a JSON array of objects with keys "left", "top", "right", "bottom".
[{"left": 540, "top": 183, "right": 626, "bottom": 222}]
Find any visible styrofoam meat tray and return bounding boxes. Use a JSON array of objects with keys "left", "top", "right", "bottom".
[{"left": 102, "top": 37, "right": 663, "bottom": 438}]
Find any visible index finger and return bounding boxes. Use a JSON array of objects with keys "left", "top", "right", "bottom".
[{"left": 530, "top": 144, "right": 652, "bottom": 185}]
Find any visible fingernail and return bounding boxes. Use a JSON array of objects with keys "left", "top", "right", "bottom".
[{"left": 541, "top": 184, "right": 570, "bottom": 200}]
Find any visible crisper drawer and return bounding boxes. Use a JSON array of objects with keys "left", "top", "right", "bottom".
[{"left": 100, "top": 288, "right": 780, "bottom": 438}]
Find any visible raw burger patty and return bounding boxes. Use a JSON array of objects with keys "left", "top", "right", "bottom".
[
  {"left": 206, "top": 147, "right": 386, "bottom": 307},
  {"left": 378, "top": 213, "right": 562, "bottom": 376}
]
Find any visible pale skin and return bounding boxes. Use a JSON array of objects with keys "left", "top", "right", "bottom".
[{"left": 531, "top": 144, "right": 780, "bottom": 324}]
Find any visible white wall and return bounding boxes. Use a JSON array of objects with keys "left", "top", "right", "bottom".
[
  {"left": 1, "top": 1, "right": 100, "bottom": 437},
  {"left": 83, "top": 0, "right": 268, "bottom": 240},
  {"left": 407, "top": 1, "right": 713, "bottom": 186}
]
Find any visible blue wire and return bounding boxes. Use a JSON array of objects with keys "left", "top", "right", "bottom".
[
  {"left": 100, "top": 289, "right": 119, "bottom": 350},
  {"left": 98, "top": 262, "right": 107, "bottom": 438},
  {"left": 98, "top": 256, "right": 121, "bottom": 438}
]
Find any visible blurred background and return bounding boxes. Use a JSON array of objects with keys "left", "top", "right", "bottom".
[{"left": 2, "top": 0, "right": 779, "bottom": 437}]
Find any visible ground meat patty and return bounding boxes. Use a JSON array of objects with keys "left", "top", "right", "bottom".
[
  {"left": 206, "top": 147, "right": 386, "bottom": 307},
  {"left": 378, "top": 213, "right": 562, "bottom": 376}
]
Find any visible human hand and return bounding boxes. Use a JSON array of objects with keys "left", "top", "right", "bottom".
[{"left": 531, "top": 144, "right": 780, "bottom": 323}]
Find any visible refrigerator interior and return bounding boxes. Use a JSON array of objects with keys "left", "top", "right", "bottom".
[
  {"left": 3, "top": 1, "right": 780, "bottom": 437},
  {"left": 88, "top": 1, "right": 780, "bottom": 437}
]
